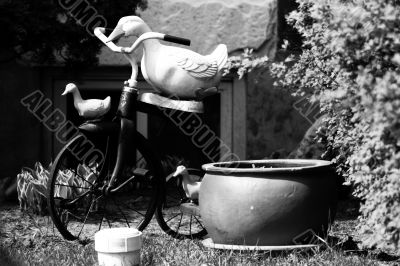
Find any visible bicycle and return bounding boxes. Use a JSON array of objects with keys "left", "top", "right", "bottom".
[{"left": 47, "top": 27, "right": 211, "bottom": 241}]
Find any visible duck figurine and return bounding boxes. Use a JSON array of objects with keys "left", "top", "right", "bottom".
[
  {"left": 107, "top": 16, "right": 228, "bottom": 100},
  {"left": 61, "top": 83, "right": 111, "bottom": 119},
  {"left": 173, "top": 165, "right": 202, "bottom": 200}
]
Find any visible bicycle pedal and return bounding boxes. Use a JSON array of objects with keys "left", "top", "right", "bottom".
[{"left": 132, "top": 168, "right": 151, "bottom": 180}]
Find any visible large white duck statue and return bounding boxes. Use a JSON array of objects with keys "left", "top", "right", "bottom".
[
  {"left": 62, "top": 83, "right": 111, "bottom": 119},
  {"left": 107, "top": 16, "right": 228, "bottom": 100}
]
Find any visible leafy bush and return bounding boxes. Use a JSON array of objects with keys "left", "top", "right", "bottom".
[
  {"left": 271, "top": 0, "right": 400, "bottom": 253},
  {"left": 17, "top": 162, "right": 94, "bottom": 215},
  {"left": 17, "top": 163, "right": 49, "bottom": 215},
  {"left": 224, "top": 48, "right": 270, "bottom": 79},
  {"left": 0, "top": 0, "right": 147, "bottom": 66}
]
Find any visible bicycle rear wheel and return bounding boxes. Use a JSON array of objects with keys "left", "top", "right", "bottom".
[
  {"left": 47, "top": 132, "right": 163, "bottom": 241},
  {"left": 156, "top": 168, "right": 207, "bottom": 239}
]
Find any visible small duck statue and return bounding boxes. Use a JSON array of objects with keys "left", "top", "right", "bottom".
[
  {"left": 61, "top": 83, "right": 111, "bottom": 119},
  {"left": 173, "top": 165, "right": 202, "bottom": 200},
  {"left": 107, "top": 16, "right": 228, "bottom": 100}
]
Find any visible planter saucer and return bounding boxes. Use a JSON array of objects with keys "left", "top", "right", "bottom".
[{"left": 202, "top": 238, "right": 319, "bottom": 251}]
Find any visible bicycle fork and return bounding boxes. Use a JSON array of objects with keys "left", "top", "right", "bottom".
[{"left": 106, "top": 86, "right": 138, "bottom": 193}]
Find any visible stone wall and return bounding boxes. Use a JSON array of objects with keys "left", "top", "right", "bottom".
[
  {"left": 139, "top": 0, "right": 278, "bottom": 55},
  {"left": 99, "top": 0, "right": 278, "bottom": 64}
]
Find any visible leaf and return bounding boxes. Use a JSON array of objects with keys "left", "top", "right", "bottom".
[{"left": 282, "top": 39, "right": 290, "bottom": 50}]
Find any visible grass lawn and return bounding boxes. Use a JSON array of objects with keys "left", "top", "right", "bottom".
[{"left": 0, "top": 200, "right": 398, "bottom": 266}]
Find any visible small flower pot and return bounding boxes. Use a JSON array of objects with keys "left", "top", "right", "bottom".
[
  {"left": 200, "top": 159, "right": 337, "bottom": 246},
  {"left": 95, "top": 228, "right": 142, "bottom": 266}
]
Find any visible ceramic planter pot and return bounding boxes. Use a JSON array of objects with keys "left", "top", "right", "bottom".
[{"left": 200, "top": 159, "right": 337, "bottom": 246}]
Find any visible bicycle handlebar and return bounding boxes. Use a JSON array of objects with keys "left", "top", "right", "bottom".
[
  {"left": 94, "top": 27, "right": 191, "bottom": 54},
  {"left": 94, "top": 27, "right": 123, "bottom": 52},
  {"left": 163, "top": 35, "right": 191, "bottom": 46}
]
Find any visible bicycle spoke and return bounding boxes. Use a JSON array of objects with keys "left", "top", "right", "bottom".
[
  {"left": 77, "top": 203, "right": 95, "bottom": 237},
  {"left": 58, "top": 159, "right": 94, "bottom": 186},
  {"left": 176, "top": 214, "right": 183, "bottom": 233},
  {"left": 189, "top": 215, "right": 193, "bottom": 237},
  {"left": 54, "top": 183, "right": 91, "bottom": 190},
  {"left": 193, "top": 216, "right": 205, "bottom": 230},
  {"left": 62, "top": 190, "right": 92, "bottom": 206},
  {"left": 165, "top": 213, "right": 181, "bottom": 223},
  {"left": 111, "top": 197, "right": 130, "bottom": 228},
  {"left": 60, "top": 210, "right": 82, "bottom": 227},
  {"left": 105, "top": 216, "right": 112, "bottom": 228},
  {"left": 49, "top": 134, "right": 159, "bottom": 241},
  {"left": 71, "top": 168, "right": 95, "bottom": 187},
  {"left": 156, "top": 168, "right": 207, "bottom": 239},
  {"left": 85, "top": 163, "right": 104, "bottom": 181},
  {"left": 77, "top": 195, "right": 101, "bottom": 237},
  {"left": 112, "top": 197, "right": 145, "bottom": 217},
  {"left": 97, "top": 198, "right": 107, "bottom": 232},
  {"left": 58, "top": 161, "right": 95, "bottom": 187},
  {"left": 66, "top": 211, "right": 83, "bottom": 222},
  {"left": 98, "top": 216, "right": 104, "bottom": 231},
  {"left": 103, "top": 199, "right": 112, "bottom": 228},
  {"left": 95, "top": 137, "right": 110, "bottom": 177}
]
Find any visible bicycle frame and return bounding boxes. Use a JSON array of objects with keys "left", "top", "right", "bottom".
[
  {"left": 48, "top": 26, "right": 207, "bottom": 241},
  {"left": 108, "top": 86, "right": 138, "bottom": 192},
  {"left": 76, "top": 87, "right": 138, "bottom": 194},
  {"left": 81, "top": 28, "right": 191, "bottom": 194}
]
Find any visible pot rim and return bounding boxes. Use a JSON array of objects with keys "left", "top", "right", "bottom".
[{"left": 202, "top": 159, "right": 332, "bottom": 174}]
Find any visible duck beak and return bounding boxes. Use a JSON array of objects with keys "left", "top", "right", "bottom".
[
  {"left": 172, "top": 169, "right": 181, "bottom": 177},
  {"left": 173, "top": 166, "right": 186, "bottom": 177},
  {"left": 61, "top": 89, "right": 68, "bottom": 96},
  {"left": 107, "top": 25, "right": 125, "bottom": 43}
]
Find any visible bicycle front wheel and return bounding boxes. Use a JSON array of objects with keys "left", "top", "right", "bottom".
[
  {"left": 47, "top": 132, "right": 163, "bottom": 241},
  {"left": 156, "top": 168, "right": 207, "bottom": 239}
]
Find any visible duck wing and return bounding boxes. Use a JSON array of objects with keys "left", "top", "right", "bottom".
[
  {"left": 169, "top": 47, "right": 219, "bottom": 80},
  {"left": 76, "top": 97, "right": 111, "bottom": 118}
]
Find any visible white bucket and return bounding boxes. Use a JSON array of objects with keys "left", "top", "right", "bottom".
[{"left": 95, "top": 228, "right": 142, "bottom": 266}]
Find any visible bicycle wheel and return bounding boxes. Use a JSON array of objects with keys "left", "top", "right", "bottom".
[
  {"left": 156, "top": 168, "right": 207, "bottom": 239},
  {"left": 47, "top": 132, "right": 163, "bottom": 241}
]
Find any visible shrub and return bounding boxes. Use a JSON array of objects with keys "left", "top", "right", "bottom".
[
  {"left": 271, "top": 0, "right": 400, "bottom": 253},
  {"left": 17, "top": 163, "right": 49, "bottom": 215},
  {"left": 0, "top": 0, "right": 147, "bottom": 66},
  {"left": 17, "top": 162, "right": 94, "bottom": 215},
  {"left": 224, "top": 48, "right": 270, "bottom": 79}
]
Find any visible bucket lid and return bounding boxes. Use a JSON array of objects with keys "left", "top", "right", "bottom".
[{"left": 95, "top": 228, "right": 142, "bottom": 253}]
